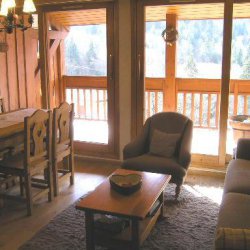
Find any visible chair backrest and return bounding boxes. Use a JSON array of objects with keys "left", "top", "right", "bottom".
[
  {"left": 145, "top": 112, "right": 193, "bottom": 167},
  {"left": 0, "top": 97, "right": 6, "bottom": 113},
  {"left": 148, "top": 112, "right": 191, "bottom": 137},
  {"left": 53, "top": 102, "right": 74, "bottom": 151},
  {"left": 24, "top": 109, "right": 52, "bottom": 167}
]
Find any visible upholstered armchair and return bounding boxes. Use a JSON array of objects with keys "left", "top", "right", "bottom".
[{"left": 122, "top": 112, "right": 193, "bottom": 198}]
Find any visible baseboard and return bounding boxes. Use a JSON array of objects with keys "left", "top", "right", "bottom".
[
  {"left": 75, "top": 154, "right": 122, "bottom": 166},
  {"left": 75, "top": 155, "right": 226, "bottom": 178},
  {"left": 188, "top": 166, "right": 226, "bottom": 178}
]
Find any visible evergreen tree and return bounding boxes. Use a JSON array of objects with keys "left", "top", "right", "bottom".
[
  {"left": 237, "top": 49, "right": 244, "bottom": 67},
  {"left": 240, "top": 44, "right": 250, "bottom": 79},
  {"left": 85, "top": 42, "right": 101, "bottom": 76},
  {"left": 184, "top": 56, "right": 198, "bottom": 77},
  {"left": 65, "top": 38, "right": 82, "bottom": 75}
]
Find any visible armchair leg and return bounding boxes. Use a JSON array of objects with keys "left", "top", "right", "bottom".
[{"left": 175, "top": 184, "right": 181, "bottom": 199}]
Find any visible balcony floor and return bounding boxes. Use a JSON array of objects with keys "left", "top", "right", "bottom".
[
  {"left": 73, "top": 119, "right": 235, "bottom": 156},
  {"left": 74, "top": 119, "right": 108, "bottom": 144}
]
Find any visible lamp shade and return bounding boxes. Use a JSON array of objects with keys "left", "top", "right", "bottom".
[
  {"left": 23, "top": 0, "right": 36, "bottom": 13},
  {"left": 0, "top": 0, "right": 8, "bottom": 16}
]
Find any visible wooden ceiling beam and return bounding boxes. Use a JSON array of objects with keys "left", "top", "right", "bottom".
[
  {"left": 50, "top": 39, "right": 61, "bottom": 56},
  {"left": 15, "top": 0, "right": 111, "bottom": 7},
  {"left": 48, "top": 30, "right": 69, "bottom": 40},
  {"left": 145, "top": 3, "right": 250, "bottom": 21}
]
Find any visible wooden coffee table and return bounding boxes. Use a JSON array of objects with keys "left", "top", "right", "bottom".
[{"left": 76, "top": 169, "right": 171, "bottom": 250}]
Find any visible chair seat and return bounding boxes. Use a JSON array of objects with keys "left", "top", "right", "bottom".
[
  {"left": 0, "top": 152, "right": 48, "bottom": 175},
  {"left": 0, "top": 153, "right": 24, "bottom": 171},
  {"left": 56, "top": 144, "right": 70, "bottom": 161},
  {"left": 122, "top": 153, "right": 187, "bottom": 184}
]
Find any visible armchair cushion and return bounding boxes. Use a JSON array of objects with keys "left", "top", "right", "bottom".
[
  {"left": 215, "top": 227, "right": 250, "bottom": 250},
  {"left": 223, "top": 159, "right": 250, "bottom": 195},
  {"left": 216, "top": 193, "right": 250, "bottom": 230},
  {"left": 149, "top": 129, "right": 180, "bottom": 158},
  {"left": 236, "top": 138, "right": 250, "bottom": 161},
  {"left": 122, "top": 153, "right": 186, "bottom": 185}
]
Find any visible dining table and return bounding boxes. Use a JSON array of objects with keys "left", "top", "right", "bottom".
[{"left": 0, "top": 108, "right": 37, "bottom": 151}]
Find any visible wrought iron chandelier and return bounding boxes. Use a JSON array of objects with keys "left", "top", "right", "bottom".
[{"left": 0, "top": 0, "right": 36, "bottom": 34}]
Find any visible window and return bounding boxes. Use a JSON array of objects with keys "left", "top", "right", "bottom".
[
  {"left": 177, "top": 19, "right": 223, "bottom": 79},
  {"left": 65, "top": 25, "right": 107, "bottom": 76}
]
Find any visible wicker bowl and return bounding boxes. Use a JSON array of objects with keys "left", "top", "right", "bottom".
[{"left": 109, "top": 174, "right": 142, "bottom": 195}]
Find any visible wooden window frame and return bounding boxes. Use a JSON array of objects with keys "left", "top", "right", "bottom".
[{"left": 38, "top": 1, "right": 120, "bottom": 159}]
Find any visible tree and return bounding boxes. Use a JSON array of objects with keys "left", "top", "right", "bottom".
[
  {"left": 85, "top": 42, "right": 102, "bottom": 76},
  {"left": 236, "top": 48, "right": 244, "bottom": 67},
  {"left": 184, "top": 56, "right": 198, "bottom": 77},
  {"left": 240, "top": 44, "right": 250, "bottom": 79},
  {"left": 65, "top": 38, "right": 82, "bottom": 75}
]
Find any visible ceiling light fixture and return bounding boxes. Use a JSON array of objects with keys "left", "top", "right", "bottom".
[{"left": 0, "top": 0, "right": 36, "bottom": 34}]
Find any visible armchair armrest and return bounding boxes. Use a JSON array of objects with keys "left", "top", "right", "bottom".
[
  {"left": 236, "top": 138, "right": 250, "bottom": 160},
  {"left": 123, "top": 119, "right": 150, "bottom": 160},
  {"left": 123, "top": 137, "right": 146, "bottom": 160},
  {"left": 178, "top": 119, "right": 193, "bottom": 168}
]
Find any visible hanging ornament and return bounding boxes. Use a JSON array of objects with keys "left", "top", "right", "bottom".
[{"left": 161, "top": 25, "right": 178, "bottom": 46}]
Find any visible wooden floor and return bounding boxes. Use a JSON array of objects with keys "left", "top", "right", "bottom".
[{"left": 0, "top": 158, "right": 224, "bottom": 250}]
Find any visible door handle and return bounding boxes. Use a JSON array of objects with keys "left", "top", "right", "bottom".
[
  {"left": 138, "top": 54, "right": 141, "bottom": 81},
  {"left": 109, "top": 53, "right": 113, "bottom": 80}
]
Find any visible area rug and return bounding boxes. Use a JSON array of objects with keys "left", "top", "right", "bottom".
[{"left": 20, "top": 184, "right": 220, "bottom": 250}]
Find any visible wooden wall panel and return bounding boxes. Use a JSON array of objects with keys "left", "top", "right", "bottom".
[
  {"left": 0, "top": 33, "right": 9, "bottom": 111},
  {"left": 6, "top": 33, "right": 19, "bottom": 110},
  {"left": 24, "top": 29, "right": 42, "bottom": 109},
  {"left": 50, "top": 46, "right": 63, "bottom": 109},
  {"left": 0, "top": 29, "right": 41, "bottom": 112},
  {"left": 16, "top": 30, "right": 27, "bottom": 108},
  {"left": 53, "top": 51, "right": 61, "bottom": 108}
]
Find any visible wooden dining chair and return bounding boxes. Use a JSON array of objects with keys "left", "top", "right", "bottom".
[
  {"left": 0, "top": 109, "right": 53, "bottom": 215},
  {"left": 0, "top": 97, "right": 6, "bottom": 113},
  {"left": 52, "top": 102, "right": 74, "bottom": 196}
]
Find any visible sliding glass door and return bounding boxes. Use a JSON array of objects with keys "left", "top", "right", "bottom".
[
  {"left": 132, "top": 0, "right": 241, "bottom": 166},
  {"left": 39, "top": 2, "right": 119, "bottom": 158},
  {"left": 226, "top": 2, "right": 250, "bottom": 157}
]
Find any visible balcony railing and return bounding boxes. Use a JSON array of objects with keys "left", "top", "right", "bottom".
[
  {"left": 64, "top": 76, "right": 108, "bottom": 121},
  {"left": 145, "top": 78, "right": 250, "bottom": 128},
  {"left": 64, "top": 75, "right": 250, "bottom": 129}
]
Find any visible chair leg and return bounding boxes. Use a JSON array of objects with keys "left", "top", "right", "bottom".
[
  {"left": 175, "top": 184, "right": 181, "bottom": 199},
  {"left": 12, "top": 177, "right": 16, "bottom": 186},
  {"left": 53, "top": 159, "right": 59, "bottom": 197},
  {"left": 5, "top": 175, "right": 9, "bottom": 189},
  {"left": 48, "top": 165, "right": 54, "bottom": 202},
  {"left": 69, "top": 153, "right": 74, "bottom": 185},
  {"left": 25, "top": 174, "right": 32, "bottom": 216},
  {"left": 20, "top": 176, "right": 24, "bottom": 196}
]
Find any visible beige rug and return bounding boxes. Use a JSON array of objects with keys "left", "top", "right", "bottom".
[{"left": 20, "top": 184, "right": 220, "bottom": 250}]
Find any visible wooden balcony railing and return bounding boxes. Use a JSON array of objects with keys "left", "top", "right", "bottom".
[
  {"left": 145, "top": 91, "right": 163, "bottom": 118},
  {"left": 63, "top": 75, "right": 250, "bottom": 129},
  {"left": 64, "top": 76, "right": 108, "bottom": 121},
  {"left": 145, "top": 78, "right": 250, "bottom": 128}
]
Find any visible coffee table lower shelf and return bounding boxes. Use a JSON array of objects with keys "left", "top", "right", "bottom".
[{"left": 87, "top": 204, "right": 162, "bottom": 250}]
